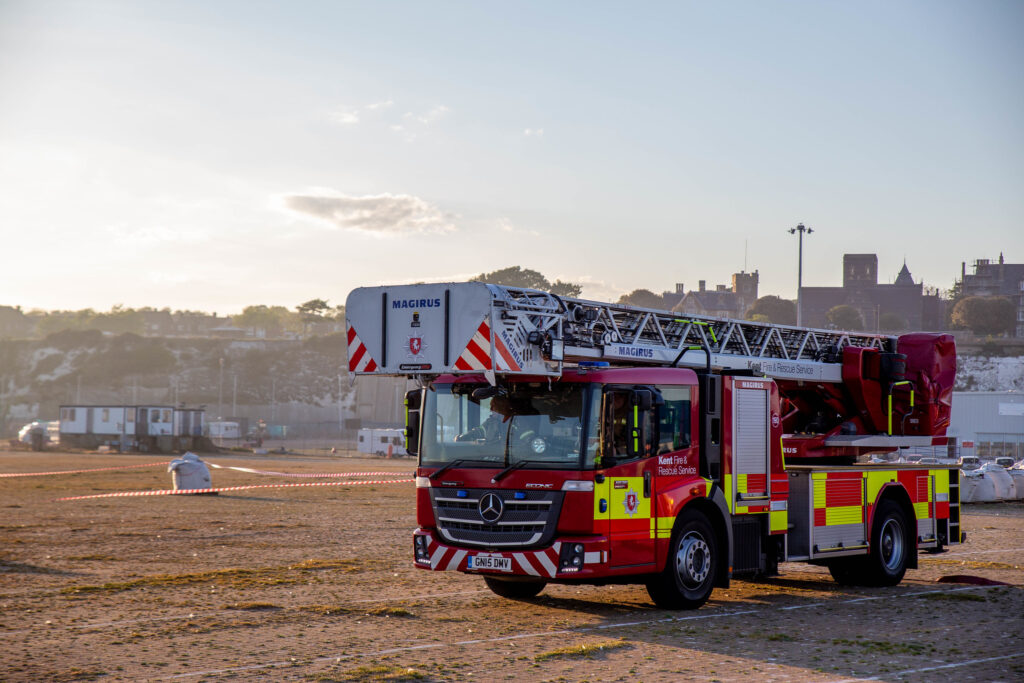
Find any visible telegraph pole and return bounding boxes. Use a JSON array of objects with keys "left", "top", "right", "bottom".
[{"left": 788, "top": 223, "right": 813, "bottom": 326}]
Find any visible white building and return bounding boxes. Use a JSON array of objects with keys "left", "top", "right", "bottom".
[
  {"left": 949, "top": 392, "right": 1024, "bottom": 461},
  {"left": 59, "top": 405, "right": 207, "bottom": 451}
]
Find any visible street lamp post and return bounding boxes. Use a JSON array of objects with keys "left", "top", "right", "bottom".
[{"left": 788, "top": 222, "right": 814, "bottom": 326}]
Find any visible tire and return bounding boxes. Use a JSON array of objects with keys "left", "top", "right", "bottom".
[
  {"left": 483, "top": 576, "right": 546, "bottom": 600},
  {"left": 646, "top": 509, "right": 717, "bottom": 610},
  {"left": 864, "top": 499, "right": 910, "bottom": 586},
  {"left": 827, "top": 557, "right": 865, "bottom": 585}
]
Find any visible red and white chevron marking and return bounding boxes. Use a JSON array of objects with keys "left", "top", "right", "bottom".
[
  {"left": 346, "top": 324, "right": 378, "bottom": 373},
  {"left": 205, "top": 463, "right": 412, "bottom": 478},
  {"left": 453, "top": 319, "right": 521, "bottom": 372},
  {"left": 55, "top": 477, "right": 413, "bottom": 501},
  {"left": 0, "top": 461, "right": 169, "bottom": 478},
  {"left": 419, "top": 532, "right": 561, "bottom": 578}
]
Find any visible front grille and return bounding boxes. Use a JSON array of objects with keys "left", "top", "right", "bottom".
[{"left": 431, "top": 489, "right": 563, "bottom": 549}]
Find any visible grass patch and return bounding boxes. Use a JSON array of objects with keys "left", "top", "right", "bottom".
[
  {"left": 47, "top": 668, "right": 107, "bottom": 682},
  {"left": 534, "top": 640, "right": 630, "bottom": 662},
  {"left": 309, "top": 664, "right": 425, "bottom": 681},
  {"left": 61, "top": 558, "right": 374, "bottom": 595},
  {"left": 916, "top": 592, "right": 987, "bottom": 602},
  {"left": 831, "top": 638, "right": 930, "bottom": 655},
  {"left": 764, "top": 633, "right": 797, "bottom": 642}
]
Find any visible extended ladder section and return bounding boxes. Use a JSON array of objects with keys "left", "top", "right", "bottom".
[{"left": 345, "top": 282, "right": 895, "bottom": 383}]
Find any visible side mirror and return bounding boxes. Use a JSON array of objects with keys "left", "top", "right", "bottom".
[
  {"left": 404, "top": 389, "right": 423, "bottom": 457},
  {"left": 470, "top": 386, "right": 504, "bottom": 402}
]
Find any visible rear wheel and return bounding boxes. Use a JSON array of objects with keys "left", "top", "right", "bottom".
[
  {"left": 483, "top": 576, "right": 546, "bottom": 600},
  {"left": 827, "top": 557, "right": 865, "bottom": 585},
  {"left": 864, "top": 499, "right": 910, "bottom": 586},
  {"left": 646, "top": 509, "right": 717, "bottom": 610}
]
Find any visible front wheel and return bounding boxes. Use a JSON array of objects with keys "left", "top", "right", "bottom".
[
  {"left": 483, "top": 576, "right": 546, "bottom": 600},
  {"left": 646, "top": 509, "right": 717, "bottom": 609}
]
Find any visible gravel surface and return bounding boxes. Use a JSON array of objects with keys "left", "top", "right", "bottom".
[{"left": 2, "top": 450, "right": 1021, "bottom": 682}]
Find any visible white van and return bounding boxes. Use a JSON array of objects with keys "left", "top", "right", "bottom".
[{"left": 357, "top": 428, "right": 407, "bottom": 457}]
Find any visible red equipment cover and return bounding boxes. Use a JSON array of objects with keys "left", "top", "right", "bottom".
[{"left": 896, "top": 333, "right": 956, "bottom": 436}]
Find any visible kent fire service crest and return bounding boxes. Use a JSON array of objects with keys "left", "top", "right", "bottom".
[
  {"left": 623, "top": 489, "right": 639, "bottom": 517},
  {"left": 408, "top": 336, "right": 425, "bottom": 357}
]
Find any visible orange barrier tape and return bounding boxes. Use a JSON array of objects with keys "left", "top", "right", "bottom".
[
  {"left": 55, "top": 478, "right": 414, "bottom": 501},
  {"left": 206, "top": 463, "right": 413, "bottom": 478},
  {"left": 0, "top": 462, "right": 169, "bottom": 478}
]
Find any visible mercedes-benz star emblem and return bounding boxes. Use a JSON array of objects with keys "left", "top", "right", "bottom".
[{"left": 478, "top": 492, "right": 504, "bottom": 523}]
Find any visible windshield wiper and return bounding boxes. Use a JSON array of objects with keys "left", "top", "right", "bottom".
[
  {"left": 491, "top": 459, "right": 548, "bottom": 484},
  {"left": 429, "top": 459, "right": 498, "bottom": 480}
]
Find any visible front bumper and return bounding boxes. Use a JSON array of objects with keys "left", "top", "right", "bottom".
[{"left": 413, "top": 528, "right": 609, "bottom": 579}]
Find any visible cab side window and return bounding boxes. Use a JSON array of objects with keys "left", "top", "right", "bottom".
[
  {"left": 656, "top": 386, "right": 691, "bottom": 454},
  {"left": 603, "top": 390, "right": 632, "bottom": 460}
]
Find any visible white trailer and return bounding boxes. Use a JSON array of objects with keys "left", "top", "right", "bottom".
[
  {"left": 357, "top": 428, "right": 407, "bottom": 457},
  {"left": 208, "top": 421, "right": 241, "bottom": 439}
]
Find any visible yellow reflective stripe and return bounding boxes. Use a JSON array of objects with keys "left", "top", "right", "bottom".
[
  {"left": 914, "top": 501, "right": 929, "bottom": 519},
  {"left": 770, "top": 509, "right": 788, "bottom": 533},
  {"left": 593, "top": 478, "right": 610, "bottom": 519},
  {"left": 934, "top": 469, "right": 949, "bottom": 497},
  {"left": 737, "top": 473, "right": 749, "bottom": 494},
  {"left": 866, "top": 470, "right": 897, "bottom": 503},
  {"left": 812, "top": 473, "right": 827, "bottom": 508},
  {"left": 826, "top": 505, "right": 863, "bottom": 526},
  {"left": 723, "top": 473, "right": 733, "bottom": 512},
  {"left": 649, "top": 516, "right": 673, "bottom": 539}
]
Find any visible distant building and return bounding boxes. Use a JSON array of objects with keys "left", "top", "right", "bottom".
[
  {"left": 800, "top": 254, "right": 943, "bottom": 331},
  {"left": 664, "top": 271, "right": 760, "bottom": 319},
  {"left": 949, "top": 392, "right": 1024, "bottom": 461},
  {"left": 958, "top": 254, "right": 1024, "bottom": 337}
]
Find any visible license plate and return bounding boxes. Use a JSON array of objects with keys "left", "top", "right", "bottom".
[{"left": 467, "top": 554, "right": 511, "bottom": 572}]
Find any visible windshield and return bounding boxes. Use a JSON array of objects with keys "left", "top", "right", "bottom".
[{"left": 420, "top": 382, "right": 598, "bottom": 469}]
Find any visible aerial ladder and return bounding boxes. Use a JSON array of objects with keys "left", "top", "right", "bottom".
[{"left": 346, "top": 282, "right": 956, "bottom": 458}]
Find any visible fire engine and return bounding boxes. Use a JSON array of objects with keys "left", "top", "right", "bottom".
[{"left": 345, "top": 283, "right": 962, "bottom": 609}]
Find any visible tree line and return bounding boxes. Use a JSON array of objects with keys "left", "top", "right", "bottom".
[{"left": 0, "top": 266, "right": 1016, "bottom": 340}]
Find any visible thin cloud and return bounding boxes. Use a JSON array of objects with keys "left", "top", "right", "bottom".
[
  {"left": 523, "top": 128, "right": 544, "bottom": 137},
  {"left": 328, "top": 100, "right": 393, "bottom": 126},
  {"left": 496, "top": 218, "right": 540, "bottom": 237},
  {"left": 282, "top": 191, "right": 456, "bottom": 235},
  {"left": 404, "top": 105, "right": 450, "bottom": 126},
  {"left": 330, "top": 108, "right": 360, "bottom": 125}
]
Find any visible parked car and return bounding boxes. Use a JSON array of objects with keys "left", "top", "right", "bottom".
[{"left": 17, "top": 420, "right": 60, "bottom": 449}]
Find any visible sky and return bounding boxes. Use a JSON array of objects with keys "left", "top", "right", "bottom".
[{"left": 1, "top": 0, "right": 1022, "bottom": 315}]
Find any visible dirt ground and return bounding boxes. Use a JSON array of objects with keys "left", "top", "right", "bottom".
[{"left": 1, "top": 449, "right": 1022, "bottom": 682}]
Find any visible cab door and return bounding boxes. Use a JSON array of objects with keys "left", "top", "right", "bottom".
[{"left": 601, "top": 389, "right": 656, "bottom": 570}]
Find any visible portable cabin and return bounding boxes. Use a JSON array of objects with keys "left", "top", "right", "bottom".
[
  {"left": 136, "top": 406, "right": 174, "bottom": 437},
  {"left": 174, "top": 409, "right": 205, "bottom": 437}
]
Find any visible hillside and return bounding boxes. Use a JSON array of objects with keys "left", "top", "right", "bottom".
[
  {"left": 0, "top": 331, "right": 349, "bottom": 433},
  {"left": 3, "top": 330, "right": 1020, "bottom": 436}
]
